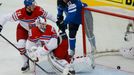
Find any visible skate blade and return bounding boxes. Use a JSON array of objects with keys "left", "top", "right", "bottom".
[{"left": 22, "top": 68, "right": 30, "bottom": 73}]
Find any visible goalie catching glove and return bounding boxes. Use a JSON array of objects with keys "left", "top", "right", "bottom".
[{"left": 29, "top": 46, "right": 49, "bottom": 61}]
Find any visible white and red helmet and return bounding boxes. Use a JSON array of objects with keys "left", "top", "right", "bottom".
[{"left": 35, "top": 17, "right": 47, "bottom": 32}]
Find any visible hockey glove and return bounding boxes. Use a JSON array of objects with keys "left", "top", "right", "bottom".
[
  {"left": 56, "top": 20, "right": 66, "bottom": 32},
  {"left": 57, "top": 15, "right": 64, "bottom": 22},
  {"left": 29, "top": 46, "right": 49, "bottom": 61},
  {"left": 57, "top": 0, "right": 67, "bottom": 7},
  {"left": 0, "top": 25, "right": 3, "bottom": 33}
]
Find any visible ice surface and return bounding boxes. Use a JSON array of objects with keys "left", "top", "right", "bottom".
[{"left": 0, "top": 0, "right": 134, "bottom": 75}]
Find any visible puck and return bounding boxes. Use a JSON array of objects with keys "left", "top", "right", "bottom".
[{"left": 117, "top": 66, "right": 121, "bottom": 70}]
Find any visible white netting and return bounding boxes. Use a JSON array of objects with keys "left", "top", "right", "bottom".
[
  {"left": 81, "top": 7, "right": 134, "bottom": 56},
  {"left": 75, "top": 7, "right": 134, "bottom": 73}
]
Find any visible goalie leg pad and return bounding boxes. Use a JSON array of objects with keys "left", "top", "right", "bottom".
[{"left": 48, "top": 53, "right": 75, "bottom": 75}]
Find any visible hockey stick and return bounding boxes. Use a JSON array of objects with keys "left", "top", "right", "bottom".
[
  {"left": 0, "top": 3, "right": 2, "bottom": 6},
  {"left": 83, "top": 10, "right": 96, "bottom": 69},
  {"left": 0, "top": 34, "right": 55, "bottom": 74},
  {"left": 33, "top": 61, "right": 36, "bottom": 75},
  {"left": 88, "top": 37, "right": 95, "bottom": 69}
]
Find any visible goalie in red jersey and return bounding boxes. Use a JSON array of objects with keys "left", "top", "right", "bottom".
[
  {"left": 27, "top": 17, "right": 70, "bottom": 62},
  {"left": 26, "top": 17, "right": 74, "bottom": 74}
]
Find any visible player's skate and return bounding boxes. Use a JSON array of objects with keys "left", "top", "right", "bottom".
[
  {"left": 69, "top": 49, "right": 75, "bottom": 58},
  {"left": 21, "top": 60, "right": 29, "bottom": 72}
]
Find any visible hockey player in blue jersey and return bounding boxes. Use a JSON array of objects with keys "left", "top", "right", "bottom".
[{"left": 56, "top": 0, "right": 96, "bottom": 57}]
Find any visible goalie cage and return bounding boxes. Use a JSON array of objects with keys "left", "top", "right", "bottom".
[
  {"left": 74, "top": 7, "right": 134, "bottom": 73},
  {"left": 80, "top": 7, "right": 134, "bottom": 56}
]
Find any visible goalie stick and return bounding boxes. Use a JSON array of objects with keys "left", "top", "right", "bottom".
[{"left": 0, "top": 34, "right": 55, "bottom": 75}]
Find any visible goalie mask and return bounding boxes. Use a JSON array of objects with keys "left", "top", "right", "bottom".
[
  {"left": 120, "top": 47, "right": 134, "bottom": 59},
  {"left": 35, "top": 17, "right": 47, "bottom": 32}
]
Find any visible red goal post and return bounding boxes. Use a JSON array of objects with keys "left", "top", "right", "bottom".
[{"left": 81, "top": 7, "right": 134, "bottom": 56}]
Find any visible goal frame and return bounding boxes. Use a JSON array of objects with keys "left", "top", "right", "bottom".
[{"left": 81, "top": 7, "right": 134, "bottom": 56}]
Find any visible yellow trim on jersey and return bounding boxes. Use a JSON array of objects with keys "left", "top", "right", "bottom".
[{"left": 82, "top": 0, "right": 134, "bottom": 10}]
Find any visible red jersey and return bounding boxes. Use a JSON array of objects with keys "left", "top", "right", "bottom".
[
  {"left": 13, "top": 6, "right": 47, "bottom": 30},
  {"left": 0, "top": 5, "right": 56, "bottom": 31},
  {"left": 29, "top": 24, "right": 70, "bottom": 63},
  {"left": 29, "top": 24, "right": 57, "bottom": 44}
]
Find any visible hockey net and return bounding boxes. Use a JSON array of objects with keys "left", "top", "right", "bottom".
[
  {"left": 81, "top": 7, "right": 134, "bottom": 55},
  {"left": 74, "top": 7, "right": 134, "bottom": 73}
]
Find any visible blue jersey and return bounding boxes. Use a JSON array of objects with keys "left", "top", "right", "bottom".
[
  {"left": 57, "top": 0, "right": 87, "bottom": 25},
  {"left": 57, "top": 4, "right": 68, "bottom": 17}
]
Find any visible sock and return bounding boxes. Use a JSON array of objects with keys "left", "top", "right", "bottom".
[{"left": 69, "top": 38, "right": 76, "bottom": 51}]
